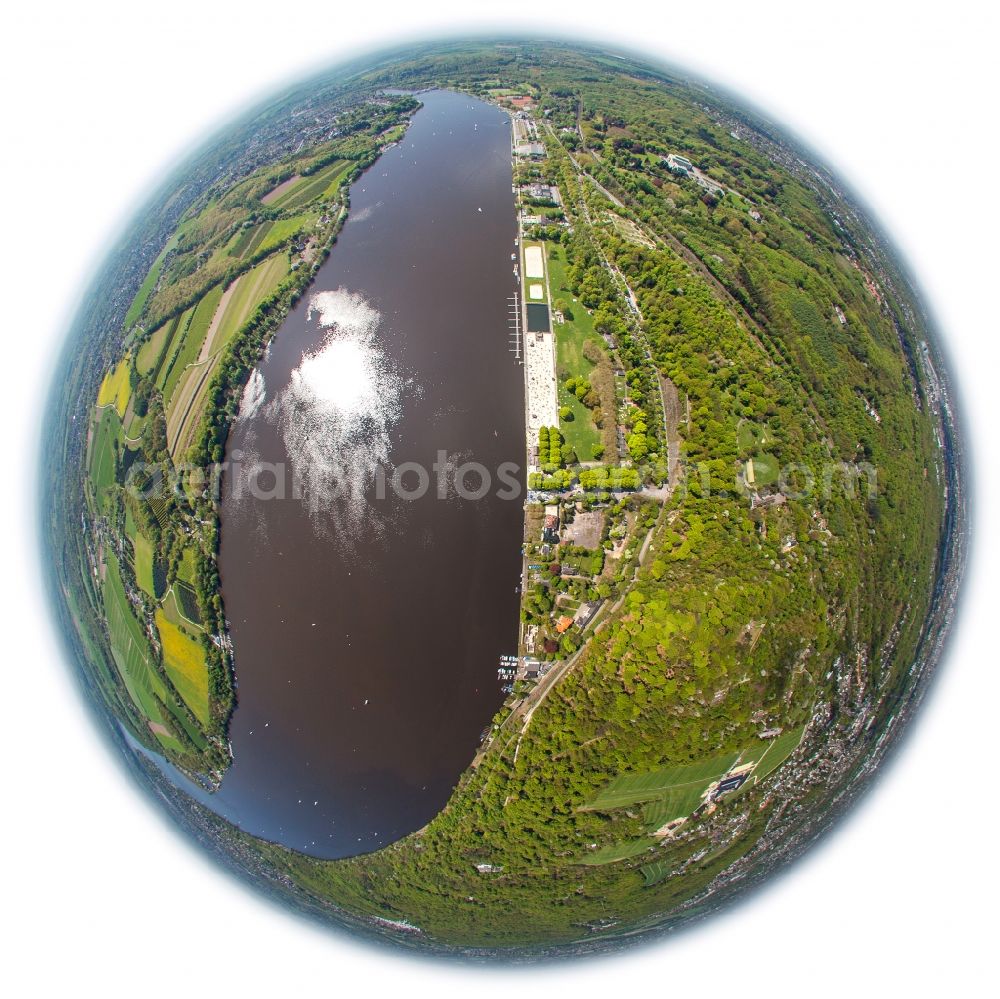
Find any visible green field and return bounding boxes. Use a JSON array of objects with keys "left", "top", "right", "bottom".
[
  {"left": 228, "top": 222, "right": 267, "bottom": 259},
  {"left": 585, "top": 753, "right": 738, "bottom": 812},
  {"left": 229, "top": 215, "right": 315, "bottom": 260},
  {"left": 158, "top": 284, "right": 226, "bottom": 406},
  {"left": 580, "top": 837, "right": 657, "bottom": 866},
  {"left": 124, "top": 234, "right": 178, "bottom": 329},
  {"left": 166, "top": 252, "right": 290, "bottom": 457},
  {"left": 177, "top": 546, "right": 198, "bottom": 586},
  {"left": 639, "top": 859, "right": 674, "bottom": 887},
  {"left": 132, "top": 532, "right": 155, "bottom": 597},
  {"left": 546, "top": 250, "right": 601, "bottom": 457},
  {"left": 267, "top": 160, "right": 351, "bottom": 212},
  {"left": 586, "top": 731, "right": 805, "bottom": 832},
  {"left": 641, "top": 787, "right": 709, "bottom": 829},
  {"left": 102, "top": 555, "right": 181, "bottom": 752},
  {"left": 88, "top": 407, "right": 121, "bottom": 506},
  {"left": 750, "top": 728, "right": 805, "bottom": 782},
  {"left": 136, "top": 318, "right": 174, "bottom": 378},
  {"left": 213, "top": 253, "right": 290, "bottom": 348},
  {"left": 257, "top": 213, "right": 318, "bottom": 256},
  {"left": 156, "top": 611, "right": 209, "bottom": 725}
]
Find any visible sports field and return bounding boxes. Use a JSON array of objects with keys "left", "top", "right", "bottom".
[
  {"left": 524, "top": 243, "right": 544, "bottom": 279},
  {"left": 585, "top": 727, "right": 807, "bottom": 851}
]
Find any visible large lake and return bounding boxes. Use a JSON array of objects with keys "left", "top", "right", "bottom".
[{"left": 212, "top": 90, "right": 524, "bottom": 858}]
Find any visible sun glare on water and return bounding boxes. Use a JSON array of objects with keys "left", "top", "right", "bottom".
[
  {"left": 296, "top": 336, "right": 375, "bottom": 416},
  {"left": 266, "top": 288, "right": 406, "bottom": 538}
]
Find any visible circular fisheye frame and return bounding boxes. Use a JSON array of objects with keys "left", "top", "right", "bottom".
[{"left": 41, "top": 38, "right": 966, "bottom": 960}]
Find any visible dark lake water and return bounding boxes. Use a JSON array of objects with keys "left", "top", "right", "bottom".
[{"left": 211, "top": 90, "right": 523, "bottom": 858}]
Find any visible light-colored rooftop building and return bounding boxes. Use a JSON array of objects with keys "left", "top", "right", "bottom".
[{"left": 665, "top": 153, "right": 693, "bottom": 174}]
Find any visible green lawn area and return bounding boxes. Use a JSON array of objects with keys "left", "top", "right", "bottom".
[
  {"left": 132, "top": 532, "right": 155, "bottom": 597},
  {"left": 88, "top": 407, "right": 121, "bottom": 506},
  {"left": 580, "top": 837, "right": 657, "bottom": 866},
  {"left": 138, "top": 314, "right": 180, "bottom": 380},
  {"left": 641, "top": 785, "right": 713, "bottom": 829},
  {"left": 746, "top": 453, "right": 780, "bottom": 487},
  {"left": 177, "top": 546, "right": 198, "bottom": 586},
  {"left": 546, "top": 249, "right": 601, "bottom": 458},
  {"left": 584, "top": 752, "right": 738, "bottom": 812},
  {"left": 230, "top": 214, "right": 316, "bottom": 260},
  {"left": 737, "top": 738, "right": 774, "bottom": 767},
  {"left": 751, "top": 727, "right": 805, "bottom": 782},
  {"left": 257, "top": 213, "right": 318, "bottom": 256},
  {"left": 640, "top": 858, "right": 674, "bottom": 887}
]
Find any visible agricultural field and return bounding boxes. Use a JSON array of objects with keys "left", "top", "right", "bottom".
[
  {"left": 155, "top": 610, "right": 210, "bottom": 725},
  {"left": 123, "top": 233, "right": 179, "bottom": 329},
  {"left": 97, "top": 359, "right": 132, "bottom": 417},
  {"left": 241, "top": 212, "right": 318, "bottom": 261},
  {"left": 138, "top": 315, "right": 179, "bottom": 379},
  {"left": 157, "top": 284, "right": 226, "bottom": 406},
  {"left": 132, "top": 531, "right": 155, "bottom": 597},
  {"left": 88, "top": 406, "right": 121, "bottom": 506},
  {"left": 264, "top": 160, "right": 352, "bottom": 212},
  {"left": 166, "top": 252, "right": 290, "bottom": 457},
  {"left": 212, "top": 253, "right": 291, "bottom": 349},
  {"left": 101, "top": 555, "right": 183, "bottom": 753}
]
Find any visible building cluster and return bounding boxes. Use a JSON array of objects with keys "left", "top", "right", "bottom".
[
  {"left": 523, "top": 182, "right": 562, "bottom": 204},
  {"left": 662, "top": 151, "right": 725, "bottom": 197}
]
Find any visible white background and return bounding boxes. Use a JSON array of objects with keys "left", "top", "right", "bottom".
[{"left": 2, "top": 1, "right": 997, "bottom": 995}]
